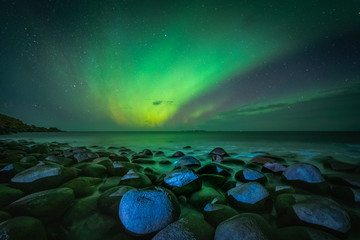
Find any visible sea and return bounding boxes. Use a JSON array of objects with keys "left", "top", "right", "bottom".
[{"left": 1, "top": 131, "right": 360, "bottom": 164}]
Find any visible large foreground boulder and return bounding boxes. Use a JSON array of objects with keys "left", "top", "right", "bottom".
[
  {"left": 119, "top": 187, "right": 180, "bottom": 236},
  {"left": 214, "top": 213, "right": 276, "bottom": 240},
  {"left": 275, "top": 194, "right": 351, "bottom": 235}
]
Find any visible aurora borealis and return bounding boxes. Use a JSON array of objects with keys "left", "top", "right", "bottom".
[{"left": 1, "top": 0, "right": 360, "bottom": 131}]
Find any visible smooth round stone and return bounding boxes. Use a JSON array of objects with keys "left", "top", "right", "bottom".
[
  {"left": 163, "top": 168, "right": 201, "bottom": 195},
  {"left": 292, "top": 198, "right": 351, "bottom": 233},
  {"left": 61, "top": 177, "right": 102, "bottom": 197},
  {"left": 283, "top": 163, "right": 324, "bottom": 183},
  {"left": 214, "top": 213, "right": 275, "bottom": 240},
  {"left": 119, "top": 187, "right": 180, "bottom": 236},
  {"left": 227, "top": 182, "right": 270, "bottom": 212},
  {"left": 235, "top": 168, "right": 267, "bottom": 183},
  {"left": 171, "top": 151, "right": 185, "bottom": 158},
  {"left": 81, "top": 163, "right": 107, "bottom": 177},
  {"left": 6, "top": 187, "right": 75, "bottom": 220},
  {"left": 275, "top": 194, "right": 351, "bottom": 234},
  {"left": 153, "top": 215, "right": 215, "bottom": 240},
  {"left": 175, "top": 156, "right": 201, "bottom": 168},
  {"left": 10, "top": 164, "right": 76, "bottom": 193},
  {"left": 209, "top": 147, "right": 229, "bottom": 157},
  {"left": 262, "top": 162, "right": 287, "bottom": 173},
  {"left": 120, "top": 169, "right": 152, "bottom": 188},
  {"left": 0, "top": 216, "right": 47, "bottom": 240},
  {"left": 20, "top": 156, "right": 38, "bottom": 164},
  {"left": 108, "top": 161, "right": 142, "bottom": 176}
]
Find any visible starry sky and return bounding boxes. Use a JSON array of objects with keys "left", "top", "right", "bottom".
[{"left": 1, "top": 0, "right": 360, "bottom": 131}]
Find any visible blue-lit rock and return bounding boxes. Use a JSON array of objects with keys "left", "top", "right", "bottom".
[
  {"left": 0, "top": 163, "right": 24, "bottom": 182},
  {"left": 0, "top": 216, "right": 47, "bottom": 240},
  {"left": 275, "top": 194, "right": 351, "bottom": 234},
  {"left": 98, "top": 185, "right": 133, "bottom": 216},
  {"left": 10, "top": 163, "right": 77, "bottom": 193},
  {"left": 214, "top": 213, "right": 276, "bottom": 240},
  {"left": 262, "top": 162, "right": 287, "bottom": 173},
  {"left": 227, "top": 182, "right": 271, "bottom": 212},
  {"left": 175, "top": 156, "right": 201, "bottom": 167},
  {"left": 119, "top": 187, "right": 180, "bottom": 236},
  {"left": 282, "top": 163, "right": 328, "bottom": 193},
  {"left": 153, "top": 215, "right": 215, "bottom": 240},
  {"left": 6, "top": 187, "right": 74, "bottom": 220},
  {"left": 235, "top": 168, "right": 267, "bottom": 183},
  {"left": 120, "top": 169, "right": 152, "bottom": 188},
  {"left": 203, "top": 202, "right": 238, "bottom": 228},
  {"left": 163, "top": 168, "right": 201, "bottom": 195}
]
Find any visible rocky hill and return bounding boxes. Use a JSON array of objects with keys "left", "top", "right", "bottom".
[{"left": 0, "top": 113, "right": 62, "bottom": 134}]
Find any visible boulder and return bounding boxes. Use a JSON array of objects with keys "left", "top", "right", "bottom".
[
  {"left": 81, "top": 163, "right": 107, "bottom": 178},
  {"left": 171, "top": 151, "right": 185, "bottom": 158},
  {"left": 326, "top": 173, "right": 360, "bottom": 188},
  {"left": 61, "top": 177, "right": 102, "bottom": 198},
  {"left": 153, "top": 215, "right": 215, "bottom": 240},
  {"left": 45, "top": 155, "right": 74, "bottom": 166},
  {"left": 197, "top": 163, "right": 232, "bottom": 177},
  {"left": 108, "top": 161, "right": 142, "bottom": 176},
  {"left": 0, "top": 216, "right": 47, "bottom": 240},
  {"left": 214, "top": 213, "right": 276, "bottom": 240},
  {"left": 63, "top": 195, "right": 99, "bottom": 226},
  {"left": 203, "top": 202, "right": 238, "bottom": 228},
  {"left": 163, "top": 168, "right": 202, "bottom": 195},
  {"left": 6, "top": 187, "right": 75, "bottom": 220},
  {"left": 120, "top": 170, "right": 152, "bottom": 188},
  {"left": 73, "top": 151, "right": 99, "bottom": 163},
  {"left": 209, "top": 147, "right": 229, "bottom": 157},
  {"left": 282, "top": 163, "right": 328, "bottom": 193},
  {"left": 227, "top": 182, "right": 271, "bottom": 212},
  {"left": 275, "top": 194, "right": 351, "bottom": 235},
  {"left": 235, "top": 168, "right": 267, "bottom": 184},
  {"left": 175, "top": 156, "right": 201, "bottom": 168},
  {"left": 262, "top": 162, "right": 287, "bottom": 173},
  {"left": 10, "top": 163, "right": 77, "bottom": 193},
  {"left": 331, "top": 185, "right": 360, "bottom": 204},
  {"left": 119, "top": 187, "right": 180, "bottom": 236}
]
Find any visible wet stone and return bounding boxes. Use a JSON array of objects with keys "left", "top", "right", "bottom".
[
  {"left": 163, "top": 168, "right": 202, "bottom": 195},
  {"left": 203, "top": 202, "right": 238, "bottom": 228},
  {"left": 120, "top": 169, "right": 152, "bottom": 188},
  {"left": 227, "top": 182, "right": 271, "bottom": 212},
  {"left": 119, "top": 187, "right": 180, "bottom": 236},
  {"left": 235, "top": 168, "right": 267, "bottom": 184},
  {"left": 0, "top": 216, "right": 47, "bottom": 240},
  {"left": 175, "top": 156, "right": 201, "bottom": 168},
  {"left": 98, "top": 185, "right": 134, "bottom": 216}
]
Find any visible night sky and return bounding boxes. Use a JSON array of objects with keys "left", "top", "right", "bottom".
[{"left": 1, "top": 0, "right": 360, "bottom": 131}]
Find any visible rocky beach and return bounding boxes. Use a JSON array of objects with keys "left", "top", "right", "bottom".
[{"left": 1, "top": 136, "right": 360, "bottom": 240}]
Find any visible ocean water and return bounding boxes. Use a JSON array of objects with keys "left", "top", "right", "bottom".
[{"left": 2, "top": 131, "right": 360, "bottom": 164}]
